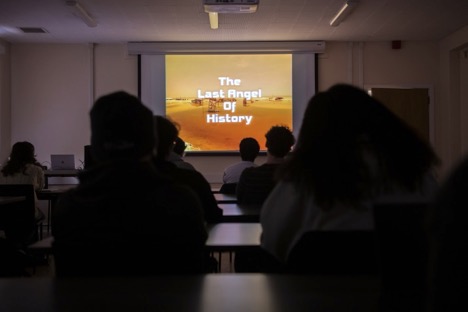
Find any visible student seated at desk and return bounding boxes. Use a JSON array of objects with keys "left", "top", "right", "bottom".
[
  {"left": 0, "top": 142, "right": 47, "bottom": 275},
  {"left": 153, "top": 115, "right": 222, "bottom": 224},
  {"left": 236, "top": 126, "right": 295, "bottom": 205},
  {"left": 261, "top": 84, "right": 439, "bottom": 276},
  {"left": 168, "top": 136, "right": 196, "bottom": 171},
  {"left": 52, "top": 91, "right": 208, "bottom": 277},
  {"left": 0, "top": 142, "right": 45, "bottom": 224},
  {"left": 220, "top": 137, "right": 260, "bottom": 195}
]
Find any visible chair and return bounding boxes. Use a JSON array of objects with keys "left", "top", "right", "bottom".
[
  {"left": 219, "top": 183, "right": 237, "bottom": 194},
  {"left": 0, "top": 238, "right": 33, "bottom": 277},
  {"left": 0, "top": 184, "right": 43, "bottom": 276},
  {"left": 285, "top": 230, "right": 379, "bottom": 275},
  {"left": 0, "top": 184, "right": 42, "bottom": 244},
  {"left": 373, "top": 202, "right": 430, "bottom": 312},
  {"left": 53, "top": 242, "right": 209, "bottom": 277}
]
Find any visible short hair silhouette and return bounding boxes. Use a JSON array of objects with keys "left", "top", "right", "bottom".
[
  {"left": 154, "top": 115, "right": 178, "bottom": 160},
  {"left": 265, "top": 126, "right": 295, "bottom": 158},
  {"left": 90, "top": 91, "right": 154, "bottom": 161},
  {"left": 239, "top": 137, "right": 260, "bottom": 162}
]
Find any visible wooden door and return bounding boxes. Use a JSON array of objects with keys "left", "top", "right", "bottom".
[{"left": 371, "top": 88, "right": 430, "bottom": 142}]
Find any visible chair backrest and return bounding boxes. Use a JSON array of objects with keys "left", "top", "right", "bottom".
[
  {"left": 219, "top": 183, "right": 237, "bottom": 195},
  {"left": 0, "top": 184, "right": 36, "bottom": 244},
  {"left": 84, "top": 145, "right": 96, "bottom": 169},
  {"left": 373, "top": 202, "right": 429, "bottom": 312},
  {"left": 53, "top": 243, "right": 207, "bottom": 277},
  {"left": 286, "top": 230, "right": 379, "bottom": 275}
]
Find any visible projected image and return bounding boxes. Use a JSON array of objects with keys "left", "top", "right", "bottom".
[{"left": 166, "top": 54, "right": 292, "bottom": 152}]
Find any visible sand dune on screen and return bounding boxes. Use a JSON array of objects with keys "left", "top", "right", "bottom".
[{"left": 167, "top": 98, "right": 292, "bottom": 151}]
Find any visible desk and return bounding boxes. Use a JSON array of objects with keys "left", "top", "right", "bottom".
[
  {"left": 29, "top": 223, "right": 262, "bottom": 254},
  {"left": 218, "top": 203, "right": 260, "bottom": 222},
  {"left": 0, "top": 274, "right": 380, "bottom": 311},
  {"left": 206, "top": 222, "right": 261, "bottom": 252},
  {"left": 37, "top": 185, "right": 76, "bottom": 232},
  {"left": 28, "top": 235, "right": 54, "bottom": 253},
  {"left": 37, "top": 184, "right": 76, "bottom": 200},
  {"left": 213, "top": 193, "right": 237, "bottom": 203},
  {"left": 44, "top": 169, "right": 80, "bottom": 176},
  {"left": 44, "top": 170, "right": 79, "bottom": 188}
]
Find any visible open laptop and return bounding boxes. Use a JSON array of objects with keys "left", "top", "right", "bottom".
[{"left": 50, "top": 154, "right": 76, "bottom": 170}]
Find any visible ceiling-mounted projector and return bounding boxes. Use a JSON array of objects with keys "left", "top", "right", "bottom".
[{"left": 203, "top": 0, "right": 259, "bottom": 13}]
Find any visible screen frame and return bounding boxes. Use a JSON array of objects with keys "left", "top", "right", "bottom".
[{"left": 135, "top": 41, "right": 322, "bottom": 156}]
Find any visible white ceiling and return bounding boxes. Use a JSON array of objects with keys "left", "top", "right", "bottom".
[{"left": 1, "top": 0, "right": 468, "bottom": 44}]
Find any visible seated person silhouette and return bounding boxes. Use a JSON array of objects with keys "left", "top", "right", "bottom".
[
  {"left": 153, "top": 115, "right": 222, "bottom": 224},
  {"left": 0, "top": 141, "right": 47, "bottom": 275},
  {"left": 0, "top": 141, "right": 45, "bottom": 223},
  {"left": 52, "top": 91, "right": 207, "bottom": 277},
  {"left": 236, "top": 126, "right": 295, "bottom": 205},
  {"left": 168, "top": 136, "right": 196, "bottom": 171},
  {"left": 221, "top": 137, "right": 260, "bottom": 194},
  {"left": 260, "top": 83, "right": 439, "bottom": 289},
  {"left": 427, "top": 155, "right": 468, "bottom": 312}
]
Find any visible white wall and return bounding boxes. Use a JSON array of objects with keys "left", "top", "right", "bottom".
[
  {"left": 431, "top": 25, "right": 468, "bottom": 180},
  {"left": 94, "top": 44, "right": 138, "bottom": 99},
  {"left": 4, "top": 38, "right": 467, "bottom": 183},
  {"left": 318, "top": 41, "right": 438, "bottom": 89},
  {"left": 317, "top": 42, "right": 351, "bottom": 90},
  {"left": 10, "top": 44, "right": 91, "bottom": 169}
]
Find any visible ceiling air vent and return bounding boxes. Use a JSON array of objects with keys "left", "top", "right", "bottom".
[{"left": 19, "top": 27, "right": 48, "bottom": 33}]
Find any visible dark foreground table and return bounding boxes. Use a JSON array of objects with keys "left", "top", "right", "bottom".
[
  {"left": 218, "top": 203, "right": 260, "bottom": 222},
  {"left": 0, "top": 274, "right": 380, "bottom": 312},
  {"left": 213, "top": 193, "right": 237, "bottom": 203},
  {"left": 29, "top": 223, "right": 263, "bottom": 254}
]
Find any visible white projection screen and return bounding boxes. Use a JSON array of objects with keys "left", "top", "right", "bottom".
[{"left": 136, "top": 42, "right": 321, "bottom": 154}]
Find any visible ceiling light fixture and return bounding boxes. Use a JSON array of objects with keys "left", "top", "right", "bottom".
[
  {"left": 203, "top": 0, "right": 258, "bottom": 14},
  {"left": 208, "top": 12, "right": 218, "bottom": 29},
  {"left": 329, "top": 0, "right": 357, "bottom": 27},
  {"left": 66, "top": 1, "right": 97, "bottom": 28}
]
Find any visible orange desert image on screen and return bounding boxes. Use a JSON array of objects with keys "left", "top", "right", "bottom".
[{"left": 165, "top": 54, "right": 292, "bottom": 152}]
